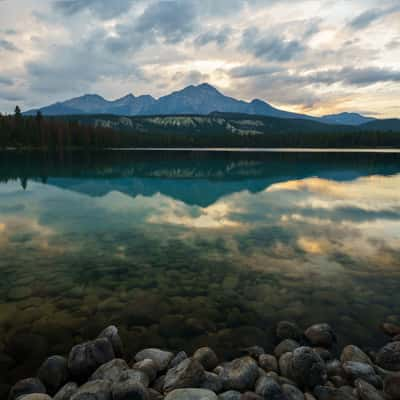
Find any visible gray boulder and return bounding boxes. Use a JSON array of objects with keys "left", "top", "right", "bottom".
[
  {"left": 54, "top": 382, "right": 79, "bottom": 400},
  {"left": 68, "top": 338, "right": 115, "bottom": 381},
  {"left": 165, "top": 389, "right": 218, "bottom": 400},
  {"left": 8, "top": 378, "right": 46, "bottom": 400},
  {"left": 383, "top": 373, "right": 400, "bottom": 399},
  {"left": 340, "top": 345, "right": 372, "bottom": 366},
  {"left": 355, "top": 379, "right": 385, "bottom": 400},
  {"left": 275, "top": 340, "right": 300, "bottom": 359},
  {"left": 37, "top": 355, "right": 69, "bottom": 395},
  {"left": 118, "top": 369, "right": 150, "bottom": 387},
  {"left": 282, "top": 384, "right": 305, "bottom": 400},
  {"left": 98, "top": 326, "right": 124, "bottom": 358},
  {"left": 304, "top": 324, "right": 336, "bottom": 348},
  {"left": 163, "top": 358, "right": 205, "bottom": 393},
  {"left": 342, "top": 362, "right": 381, "bottom": 388},
  {"left": 259, "top": 354, "right": 278, "bottom": 373},
  {"left": 135, "top": 349, "right": 174, "bottom": 372},
  {"left": 218, "top": 390, "right": 241, "bottom": 400},
  {"left": 193, "top": 347, "right": 218, "bottom": 371},
  {"left": 219, "top": 356, "right": 259, "bottom": 391},
  {"left": 169, "top": 352, "right": 188, "bottom": 369},
  {"left": 279, "top": 353, "right": 294, "bottom": 378},
  {"left": 255, "top": 376, "right": 287, "bottom": 400},
  {"left": 70, "top": 379, "right": 111, "bottom": 400},
  {"left": 290, "top": 347, "right": 327, "bottom": 389},
  {"left": 376, "top": 342, "right": 400, "bottom": 371},
  {"left": 111, "top": 380, "right": 149, "bottom": 400},
  {"left": 200, "top": 372, "right": 223, "bottom": 393},
  {"left": 89, "top": 359, "right": 129, "bottom": 383},
  {"left": 133, "top": 359, "right": 158, "bottom": 382},
  {"left": 16, "top": 395, "right": 52, "bottom": 400},
  {"left": 313, "top": 385, "right": 357, "bottom": 400}
]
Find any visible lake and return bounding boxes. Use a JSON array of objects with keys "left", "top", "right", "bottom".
[{"left": 0, "top": 150, "right": 400, "bottom": 387}]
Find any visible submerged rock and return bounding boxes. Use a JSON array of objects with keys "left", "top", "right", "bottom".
[
  {"left": 70, "top": 379, "right": 111, "bottom": 400},
  {"left": 376, "top": 342, "right": 400, "bottom": 371},
  {"left": 68, "top": 338, "right": 115, "bottom": 381},
  {"left": 255, "top": 376, "right": 287, "bottom": 399},
  {"left": 277, "top": 321, "right": 302, "bottom": 341},
  {"left": 54, "top": 382, "right": 79, "bottom": 400},
  {"left": 259, "top": 354, "right": 278, "bottom": 373},
  {"left": 163, "top": 358, "right": 205, "bottom": 393},
  {"left": 355, "top": 379, "right": 385, "bottom": 400},
  {"left": 342, "top": 362, "right": 381, "bottom": 388},
  {"left": 290, "top": 347, "right": 327, "bottom": 389},
  {"left": 135, "top": 349, "right": 174, "bottom": 372},
  {"left": 89, "top": 358, "right": 129, "bottom": 383},
  {"left": 98, "top": 325, "right": 124, "bottom": 358},
  {"left": 218, "top": 390, "right": 241, "bottom": 400},
  {"left": 218, "top": 356, "right": 259, "bottom": 391},
  {"left": 193, "top": 347, "right": 218, "bottom": 371},
  {"left": 304, "top": 324, "right": 336, "bottom": 348},
  {"left": 341, "top": 345, "right": 372, "bottom": 365},
  {"left": 275, "top": 340, "right": 300, "bottom": 358},
  {"left": 169, "top": 352, "right": 188, "bottom": 369},
  {"left": 8, "top": 378, "right": 46, "bottom": 400},
  {"left": 112, "top": 380, "right": 149, "bottom": 400},
  {"left": 37, "top": 355, "right": 69, "bottom": 395},
  {"left": 133, "top": 359, "right": 158, "bottom": 382},
  {"left": 383, "top": 373, "right": 400, "bottom": 399},
  {"left": 165, "top": 388, "right": 218, "bottom": 400}
]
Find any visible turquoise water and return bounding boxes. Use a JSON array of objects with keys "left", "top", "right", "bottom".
[{"left": 0, "top": 150, "right": 400, "bottom": 388}]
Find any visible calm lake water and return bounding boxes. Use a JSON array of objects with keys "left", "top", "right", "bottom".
[{"left": 1, "top": 150, "right": 400, "bottom": 388}]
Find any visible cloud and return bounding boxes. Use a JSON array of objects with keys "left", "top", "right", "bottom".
[
  {"left": 308, "top": 67, "right": 400, "bottom": 87},
  {"left": 0, "top": 38, "right": 20, "bottom": 52},
  {"left": 135, "top": 1, "right": 196, "bottom": 44},
  {"left": 53, "top": 0, "right": 135, "bottom": 19},
  {"left": 349, "top": 5, "right": 400, "bottom": 30},
  {"left": 0, "top": 75, "right": 13, "bottom": 86},
  {"left": 240, "top": 27, "right": 305, "bottom": 61},
  {"left": 194, "top": 27, "right": 232, "bottom": 48}
]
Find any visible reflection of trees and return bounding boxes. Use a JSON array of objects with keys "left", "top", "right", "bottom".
[{"left": 1, "top": 151, "right": 400, "bottom": 186}]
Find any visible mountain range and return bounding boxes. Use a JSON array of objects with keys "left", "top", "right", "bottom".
[{"left": 24, "top": 83, "right": 376, "bottom": 126}]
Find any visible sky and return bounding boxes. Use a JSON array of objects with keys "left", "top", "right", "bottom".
[{"left": 0, "top": 0, "right": 399, "bottom": 117}]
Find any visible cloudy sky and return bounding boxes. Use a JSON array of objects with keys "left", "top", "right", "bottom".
[{"left": 0, "top": 0, "right": 399, "bottom": 117}]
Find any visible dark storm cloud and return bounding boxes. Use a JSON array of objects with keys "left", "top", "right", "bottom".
[
  {"left": 106, "top": 0, "right": 197, "bottom": 53},
  {"left": 241, "top": 27, "right": 305, "bottom": 61},
  {"left": 53, "top": 0, "right": 135, "bottom": 19},
  {"left": 194, "top": 27, "right": 232, "bottom": 48},
  {"left": 0, "top": 38, "right": 20, "bottom": 52},
  {"left": 135, "top": 1, "right": 196, "bottom": 44},
  {"left": 349, "top": 5, "right": 400, "bottom": 30}
]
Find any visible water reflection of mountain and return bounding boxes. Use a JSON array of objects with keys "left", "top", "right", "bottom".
[{"left": 1, "top": 150, "right": 400, "bottom": 206}]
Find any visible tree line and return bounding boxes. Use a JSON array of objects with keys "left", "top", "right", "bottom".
[
  {"left": 0, "top": 106, "right": 121, "bottom": 150},
  {"left": 1, "top": 106, "right": 400, "bottom": 149}
]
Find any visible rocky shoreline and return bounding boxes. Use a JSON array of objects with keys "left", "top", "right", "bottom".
[{"left": 7, "top": 321, "right": 400, "bottom": 400}]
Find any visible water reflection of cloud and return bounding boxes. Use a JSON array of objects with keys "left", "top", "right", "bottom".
[
  {"left": 267, "top": 175, "right": 400, "bottom": 212},
  {"left": 0, "top": 173, "right": 399, "bottom": 279}
]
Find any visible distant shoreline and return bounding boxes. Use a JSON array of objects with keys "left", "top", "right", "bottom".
[
  {"left": 108, "top": 147, "right": 400, "bottom": 153},
  {"left": 2, "top": 147, "right": 400, "bottom": 153}
]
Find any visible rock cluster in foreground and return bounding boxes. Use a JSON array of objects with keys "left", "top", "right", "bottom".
[{"left": 8, "top": 322, "right": 400, "bottom": 400}]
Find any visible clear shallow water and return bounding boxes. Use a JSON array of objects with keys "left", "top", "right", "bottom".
[{"left": 0, "top": 150, "right": 400, "bottom": 387}]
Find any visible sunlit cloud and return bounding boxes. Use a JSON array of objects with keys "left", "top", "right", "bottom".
[{"left": 0, "top": 0, "right": 398, "bottom": 116}]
